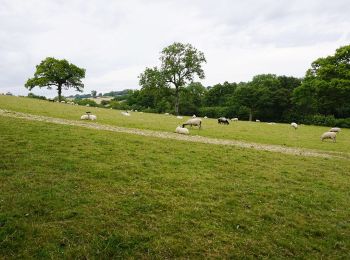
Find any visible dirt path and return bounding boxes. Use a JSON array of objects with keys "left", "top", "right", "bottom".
[{"left": 1, "top": 109, "right": 348, "bottom": 159}]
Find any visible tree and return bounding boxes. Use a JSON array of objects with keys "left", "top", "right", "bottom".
[
  {"left": 25, "top": 57, "right": 86, "bottom": 102},
  {"left": 293, "top": 45, "right": 350, "bottom": 117},
  {"left": 139, "top": 42, "right": 206, "bottom": 115},
  {"left": 91, "top": 90, "right": 97, "bottom": 98},
  {"left": 204, "top": 81, "right": 237, "bottom": 107}
]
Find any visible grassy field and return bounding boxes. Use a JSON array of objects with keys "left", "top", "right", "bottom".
[
  {"left": 1, "top": 96, "right": 350, "bottom": 258},
  {"left": 1, "top": 95, "right": 349, "bottom": 154}
]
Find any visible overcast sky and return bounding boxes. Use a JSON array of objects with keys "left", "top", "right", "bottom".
[{"left": 1, "top": 0, "right": 349, "bottom": 97}]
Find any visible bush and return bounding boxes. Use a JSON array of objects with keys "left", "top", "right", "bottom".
[
  {"left": 198, "top": 107, "right": 230, "bottom": 118},
  {"left": 27, "top": 93, "right": 46, "bottom": 100},
  {"left": 74, "top": 98, "right": 98, "bottom": 107}
]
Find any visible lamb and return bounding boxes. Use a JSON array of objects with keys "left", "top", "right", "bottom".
[
  {"left": 182, "top": 118, "right": 202, "bottom": 129},
  {"left": 218, "top": 117, "right": 230, "bottom": 125},
  {"left": 291, "top": 122, "right": 298, "bottom": 130},
  {"left": 321, "top": 131, "right": 337, "bottom": 142},
  {"left": 329, "top": 127, "right": 341, "bottom": 133},
  {"left": 231, "top": 118, "right": 238, "bottom": 121},
  {"left": 175, "top": 126, "right": 189, "bottom": 135}
]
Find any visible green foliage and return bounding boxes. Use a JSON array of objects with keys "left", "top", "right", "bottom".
[
  {"left": 74, "top": 98, "right": 98, "bottom": 107},
  {"left": 25, "top": 57, "right": 85, "bottom": 101},
  {"left": 197, "top": 106, "right": 229, "bottom": 118},
  {"left": 91, "top": 90, "right": 97, "bottom": 98},
  {"left": 139, "top": 42, "right": 206, "bottom": 114},
  {"left": 27, "top": 93, "right": 47, "bottom": 100},
  {"left": 293, "top": 45, "right": 350, "bottom": 117},
  {"left": 204, "top": 81, "right": 237, "bottom": 107}
]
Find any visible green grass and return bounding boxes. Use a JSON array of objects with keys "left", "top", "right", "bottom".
[
  {"left": 1, "top": 115, "right": 350, "bottom": 258},
  {"left": 1, "top": 95, "right": 349, "bottom": 154}
]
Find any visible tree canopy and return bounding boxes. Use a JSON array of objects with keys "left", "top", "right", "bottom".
[
  {"left": 25, "top": 57, "right": 86, "bottom": 101},
  {"left": 139, "top": 42, "right": 206, "bottom": 114},
  {"left": 293, "top": 45, "right": 350, "bottom": 118}
]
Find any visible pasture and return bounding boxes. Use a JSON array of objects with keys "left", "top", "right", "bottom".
[
  {"left": 1, "top": 96, "right": 350, "bottom": 258},
  {"left": 1, "top": 96, "right": 349, "bottom": 154}
]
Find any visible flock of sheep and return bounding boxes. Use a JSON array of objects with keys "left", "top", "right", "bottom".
[{"left": 79, "top": 110, "right": 342, "bottom": 143}]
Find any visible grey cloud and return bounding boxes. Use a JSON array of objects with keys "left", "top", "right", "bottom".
[{"left": 0, "top": 0, "right": 349, "bottom": 96}]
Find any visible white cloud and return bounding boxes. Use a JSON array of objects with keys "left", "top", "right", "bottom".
[{"left": 0, "top": 0, "right": 349, "bottom": 97}]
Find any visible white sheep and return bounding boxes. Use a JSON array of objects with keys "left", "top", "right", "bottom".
[
  {"left": 176, "top": 116, "right": 183, "bottom": 119},
  {"left": 329, "top": 127, "right": 341, "bottom": 133},
  {"left": 192, "top": 114, "right": 197, "bottom": 118},
  {"left": 182, "top": 118, "right": 202, "bottom": 129},
  {"left": 175, "top": 126, "right": 189, "bottom": 135},
  {"left": 256, "top": 119, "right": 260, "bottom": 122},
  {"left": 164, "top": 112, "right": 169, "bottom": 115},
  {"left": 231, "top": 118, "right": 238, "bottom": 121},
  {"left": 291, "top": 122, "right": 298, "bottom": 130},
  {"left": 204, "top": 116, "right": 208, "bottom": 119},
  {"left": 80, "top": 114, "right": 97, "bottom": 120},
  {"left": 121, "top": 111, "right": 130, "bottom": 116},
  {"left": 321, "top": 131, "right": 337, "bottom": 142}
]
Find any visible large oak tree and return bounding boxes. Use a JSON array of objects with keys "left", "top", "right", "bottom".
[
  {"left": 25, "top": 57, "right": 86, "bottom": 101},
  {"left": 139, "top": 42, "right": 206, "bottom": 115}
]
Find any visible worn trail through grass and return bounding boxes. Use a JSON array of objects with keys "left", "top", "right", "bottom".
[{"left": 1, "top": 108, "right": 348, "bottom": 159}]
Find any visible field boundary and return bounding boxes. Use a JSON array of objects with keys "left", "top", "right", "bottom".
[{"left": 1, "top": 108, "right": 348, "bottom": 160}]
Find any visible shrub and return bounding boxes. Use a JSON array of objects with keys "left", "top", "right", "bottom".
[{"left": 27, "top": 93, "right": 47, "bottom": 100}]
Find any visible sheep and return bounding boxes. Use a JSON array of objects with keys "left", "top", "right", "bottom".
[
  {"left": 61, "top": 100, "right": 66, "bottom": 103},
  {"left": 256, "top": 119, "right": 260, "bottom": 122},
  {"left": 231, "top": 118, "right": 238, "bottom": 121},
  {"left": 175, "top": 126, "right": 189, "bottom": 135},
  {"left": 176, "top": 116, "right": 183, "bottom": 119},
  {"left": 192, "top": 114, "right": 196, "bottom": 118},
  {"left": 80, "top": 114, "right": 97, "bottom": 120},
  {"left": 218, "top": 117, "right": 230, "bottom": 125},
  {"left": 121, "top": 111, "right": 130, "bottom": 116},
  {"left": 267, "top": 122, "right": 276, "bottom": 125},
  {"left": 321, "top": 131, "right": 337, "bottom": 142},
  {"left": 330, "top": 127, "right": 341, "bottom": 133},
  {"left": 182, "top": 118, "right": 202, "bottom": 129},
  {"left": 291, "top": 122, "right": 298, "bottom": 130},
  {"left": 204, "top": 116, "right": 208, "bottom": 119},
  {"left": 164, "top": 112, "right": 169, "bottom": 115}
]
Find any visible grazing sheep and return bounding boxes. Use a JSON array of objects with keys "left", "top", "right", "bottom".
[
  {"left": 121, "top": 111, "right": 130, "bottom": 116},
  {"left": 231, "top": 118, "right": 238, "bottom": 121},
  {"left": 204, "top": 116, "right": 208, "bottom": 119},
  {"left": 176, "top": 116, "right": 183, "bottom": 119},
  {"left": 330, "top": 127, "right": 341, "bottom": 133},
  {"left": 182, "top": 118, "right": 202, "bottom": 129},
  {"left": 192, "top": 114, "right": 196, "bottom": 118},
  {"left": 218, "top": 117, "right": 230, "bottom": 125},
  {"left": 267, "top": 122, "right": 276, "bottom": 125},
  {"left": 291, "top": 122, "right": 298, "bottom": 130},
  {"left": 256, "top": 119, "right": 260, "bottom": 122},
  {"left": 164, "top": 112, "right": 169, "bottom": 115},
  {"left": 80, "top": 114, "right": 97, "bottom": 120},
  {"left": 175, "top": 126, "right": 189, "bottom": 135},
  {"left": 321, "top": 131, "right": 337, "bottom": 142}
]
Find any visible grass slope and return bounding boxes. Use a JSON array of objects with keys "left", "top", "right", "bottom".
[
  {"left": 1, "top": 96, "right": 349, "bottom": 153},
  {"left": 1, "top": 116, "right": 350, "bottom": 258}
]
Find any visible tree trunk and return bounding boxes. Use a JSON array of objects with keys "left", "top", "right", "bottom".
[
  {"left": 175, "top": 86, "right": 179, "bottom": 115},
  {"left": 57, "top": 85, "right": 62, "bottom": 102},
  {"left": 249, "top": 108, "right": 253, "bottom": 121}
]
